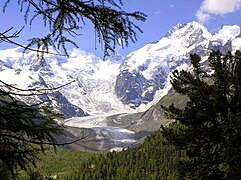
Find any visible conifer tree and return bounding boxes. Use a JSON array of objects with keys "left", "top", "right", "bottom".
[
  {"left": 0, "top": 81, "right": 63, "bottom": 177},
  {"left": 0, "top": 0, "right": 146, "bottom": 177},
  {"left": 161, "top": 50, "right": 241, "bottom": 179},
  {"left": 2, "top": 0, "right": 147, "bottom": 58}
]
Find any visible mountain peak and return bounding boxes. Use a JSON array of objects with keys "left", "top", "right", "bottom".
[
  {"left": 165, "top": 22, "right": 187, "bottom": 37},
  {"left": 1, "top": 21, "right": 241, "bottom": 116},
  {"left": 214, "top": 25, "right": 240, "bottom": 38},
  {"left": 164, "top": 21, "right": 211, "bottom": 40},
  {"left": 115, "top": 21, "right": 241, "bottom": 108}
]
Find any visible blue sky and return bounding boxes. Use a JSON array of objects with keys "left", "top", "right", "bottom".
[{"left": 0, "top": 0, "right": 241, "bottom": 58}]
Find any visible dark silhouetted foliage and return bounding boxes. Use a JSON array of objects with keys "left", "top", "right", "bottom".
[
  {"left": 2, "top": 0, "right": 147, "bottom": 58},
  {"left": 162, "top": 50, "right": 241, "bottom": 179}
]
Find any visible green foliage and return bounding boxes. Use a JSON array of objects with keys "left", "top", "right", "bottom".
[
  {"left": 0, "top": 81, "right": 63, "bottom": 177},
  {"left": 0, "top": 1, "right": 147, "bottom": 177},
  {"left": 17, "top": 127, "right": 183, "bottom": 179},
  {"left": 162, "top": 50, "right": 241, "bottom": 179},
  {"left": 17, "top": 148, "right": 96, "bottom": 179},
  {"left": 70, "top": 127, "right": 182, "bottom": 179}
]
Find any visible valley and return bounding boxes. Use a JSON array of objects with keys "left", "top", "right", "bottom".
[{"left": 1, "top": 21, "right": 241, "bottom": 151}]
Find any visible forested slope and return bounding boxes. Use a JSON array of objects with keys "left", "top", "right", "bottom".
[{"left": 18, "top": 124, "right": 184, "bottom": 179}]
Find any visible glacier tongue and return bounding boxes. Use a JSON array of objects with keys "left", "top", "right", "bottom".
[
  {"left": 63, "top": 115, "right": 137, "bottom": 150},
  {"left": 1, "top": 21, "right": 241, "bottom": 151}
]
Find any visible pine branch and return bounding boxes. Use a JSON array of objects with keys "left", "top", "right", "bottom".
[{"left": 1, "top": 133, "right": 88, "bottom": 146}]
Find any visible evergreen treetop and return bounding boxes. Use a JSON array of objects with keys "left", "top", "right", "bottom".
[{"left": 162, "top": 50, "right": 241, "bottom": 179}]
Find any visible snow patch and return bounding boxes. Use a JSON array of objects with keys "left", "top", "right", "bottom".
[{"left": 212, "top": 25, "right": 240, "bottom": 45}]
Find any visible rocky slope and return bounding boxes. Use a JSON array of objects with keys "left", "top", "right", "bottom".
[
  {"left": 1, "top": 21, "right": 241, "bottom": 151},
  {"left": 0, "top": 48, "right": 130, "bottom": 118},
  {"left": 115, "top": 22, "right": 241, "bottom": 109}
]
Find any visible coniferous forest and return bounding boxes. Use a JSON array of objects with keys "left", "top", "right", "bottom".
[
  {"left": 71, "top": 125, "right": 183, "bottom": 180},
  {"left": 16, "top": 51, "right": 241, "bottom": 180},
  {"left": 17, "top": 124, "right": 184, "bottom": 179},
  {"left": 1, "top": 1, "right": 241, "bottom": 179}
]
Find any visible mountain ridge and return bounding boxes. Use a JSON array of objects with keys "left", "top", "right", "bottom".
[
  {"left": 1, "top": 21, "right": 240, "bottom": 116},
  {"left": 1, "top": 21, "right": 241, "bottom": 151},
  {"left": 115, "top": 21, "right": 241, "bottom": 109}
]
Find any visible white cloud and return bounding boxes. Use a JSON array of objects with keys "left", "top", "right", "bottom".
[
  {"left": 196, "top": 10, "right": 211, "bottom": 23},
  {"left": 196, "top": 0, "right": 241, "bottom": 24}
]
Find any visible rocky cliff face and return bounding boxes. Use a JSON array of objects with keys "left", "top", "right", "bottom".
[
  {"left": 1, "top": 21, "right": 241, "bottom": 151},
  {"left": 115, "top": 22, "right": 241, "bottom": 108},
  {"left": 0, "top": 49, "right": 126, "bottom": 117},
  {"left": 1, "top": 22, "right": 241, "bottom": 115}
]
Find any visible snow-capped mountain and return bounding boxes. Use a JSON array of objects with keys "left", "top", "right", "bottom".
[
  {"left": 0, "top": 48, "right": 132, "bottom": 118},
  {"left": 115, "top": 21, "right": 241, "bottom": 108},
  {"left": 1, "top": 21, "right": 241, "bottom": 151},
  {"left": 1, "top": 21, "right": 241, "bottom": 116}
]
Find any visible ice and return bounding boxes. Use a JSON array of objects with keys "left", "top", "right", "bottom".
[
  {"left": 1, "top": 21, "right": 241, "bottom": 118},
  {"left": 64, "top": 115, "right": 137, "bottom": 149},
  {"left": 212, "top": 25, "right": 240, "bottom": 45}
]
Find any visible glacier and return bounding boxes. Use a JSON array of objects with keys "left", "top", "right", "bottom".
[
  {"left": 115, "top": 21, "right": 241, "bottom": 109},
  {"left": 1, "top": 21, "right": 241, "bottom": 150}
]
